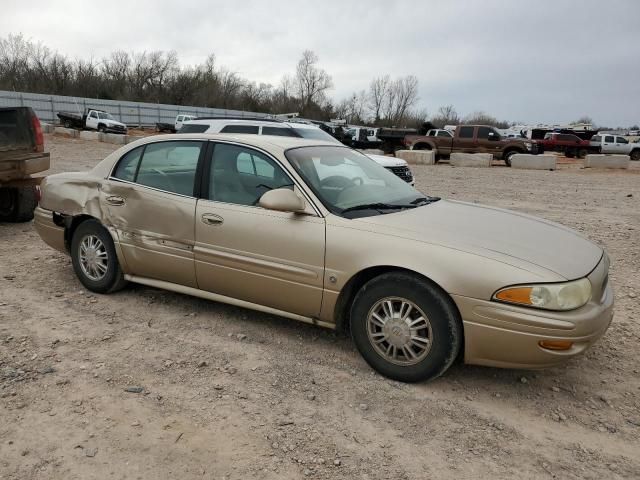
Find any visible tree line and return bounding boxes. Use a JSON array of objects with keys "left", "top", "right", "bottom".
[{"left": 4, "top": 33, "right": 619, "bottom": 130}]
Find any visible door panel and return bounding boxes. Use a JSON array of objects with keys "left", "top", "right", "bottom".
[
  {"left": 194, "top": 200, "right": 325, "bottom": 317},
  {"left": 101, "top": 180, "right": 197, "bottom": 287}
]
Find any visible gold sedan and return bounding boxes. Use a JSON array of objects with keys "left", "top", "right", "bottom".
[{"left": 34, "top": 134, "right": 614, "bottom": 382}]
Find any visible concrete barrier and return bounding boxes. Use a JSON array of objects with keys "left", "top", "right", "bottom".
[
  {"left": 450, "top": 153, "right": 492, "bottom": 167},
  {"left": 41, "top": 123, "right": 54, "bottom": 134},
  {"left": 511, "top": 154, "right": 557, "bottom": 170},
  {"left": 395, "top": 150, "right": 436, "bottom": 165},
  {"left": 79, "top": 131, "right": 100, "bottom": 141},
  {"left": 100, "top": 133, "right": 128, "bottom": 145},
  {"left": 583, "top": 154, "right": 629, "bottom": 169},
  {"left": 54, "top": 126, "right": 79, "bottom": 138}
]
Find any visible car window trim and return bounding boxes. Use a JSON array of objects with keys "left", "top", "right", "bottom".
[{"left": 201, "top": 140, "right": 323, "bottom": 217}]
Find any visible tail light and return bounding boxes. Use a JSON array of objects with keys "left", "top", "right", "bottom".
[
  {"left": 31, "top": 114, "right": 45, "bottom": 153},
  {"left": 35, "top": 185, "right": 42, "bottom": 203}
]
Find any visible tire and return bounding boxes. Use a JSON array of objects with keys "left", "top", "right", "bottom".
[
  {"left": 63, "top": 120, "right": 72, "bottom": 129},
  {"left": 630, "top": 149, "right": 640, "bottom": 161},
  {"left": 578, "top": 149, "right": 587, "bottom": 159},
  {"left": 350, "top": 272, "right": 462, "bottom": 383},
  {"left": 565, "top": 150, "right": 575, "bottom": 158},
  {"left": 0, "top": 186, "right": 37, "bottom": 222},
  {"left": 503, "top": 150, "right": 517, "bottom": 167},
  {"left": 70, "top": 219, "right": 127, "bottom": 293},
  {"left": 98, "top": 124, "right": 106, "bottom": 133}
]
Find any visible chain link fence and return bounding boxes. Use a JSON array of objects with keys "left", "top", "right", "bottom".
[{"left": 0, "top": 90, "right": 267, "bottom": 127}]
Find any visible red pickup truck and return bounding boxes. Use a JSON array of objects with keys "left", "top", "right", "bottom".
[{"left": 533, "top": 133, "right": 597, "bottom": 158}]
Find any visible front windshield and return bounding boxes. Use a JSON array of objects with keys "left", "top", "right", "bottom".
[
  {"left": 286, "top": 146, "right": 434, "bottom": 218},
  {"left": 97, "top": 112, "right": 114, "bottom": 120},
  {"left": 292, "top": 126, "right": 340, "bottom": 143}
]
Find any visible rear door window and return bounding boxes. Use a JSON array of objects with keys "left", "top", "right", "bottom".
[
  {"left": 458, "top": 126, "right": 474, "bottom": 138},
  {"left": 604, "top": 135, "right": 615, "bottom": 143},
  {"left": 134, "top": 141, "right": 203, "bottom": 196},
  {"left": 113, "top": 146, "right": 144, "bottom": 182}
]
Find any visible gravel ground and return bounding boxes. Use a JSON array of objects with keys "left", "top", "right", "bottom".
[{"left": 1, "top": 135, "right": 639, "bottom": 479}]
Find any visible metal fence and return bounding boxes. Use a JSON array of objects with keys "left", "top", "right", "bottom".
[{"left": 0, "top": 90, "right": 268, "bottom": 127}]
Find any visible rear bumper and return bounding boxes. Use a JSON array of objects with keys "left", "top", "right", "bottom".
[
  {"left": 454, "top": 258, "right": 614, "bottom": 369},
  {"left": 33, "top": 206, "right": 66, "bottom": 253}
]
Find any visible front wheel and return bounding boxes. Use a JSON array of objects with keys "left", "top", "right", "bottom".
[
  {"left": 350, "top": 272, "right": 462, "bottom": 383},
  {"left": 71, "top": 220, "right": 127, "bottom": 293},
  {"left": 98, "top": 125, "right": 106, "bottom": 133},
  {"left": 503, "top": 150, "right": 516, "bottom": 166}
]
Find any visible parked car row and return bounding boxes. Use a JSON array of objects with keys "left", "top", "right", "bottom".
[{"left": 179, "top": 117, "right": 415, "bottom": 185}]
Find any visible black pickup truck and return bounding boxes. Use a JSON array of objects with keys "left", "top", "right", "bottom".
[{"left": 0, "top": 107, "right": 50, "bottom": 222}]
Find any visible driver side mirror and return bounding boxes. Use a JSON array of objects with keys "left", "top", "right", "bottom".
[{"left": 259, "top": 188, "right": 306, "bottom": 213}]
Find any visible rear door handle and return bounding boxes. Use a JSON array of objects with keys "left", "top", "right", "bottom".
[
  {"left": 106, "top": 195, "right": 125, "bottom": 206},
  {"left": 201, "top": 213, "right": 224, "bottom": 226}
]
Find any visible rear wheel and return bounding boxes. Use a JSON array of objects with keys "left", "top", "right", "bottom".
[
  {"left": 630, "top": 149, "right": 640, "bottom": 161},
  {"left": 578, "top": 149, "right": 588, "bottom": 159},
  {"left": 71, "top": 219, "right": 127, "bottom": 293},
  {"left": 565, "top": 149, "right": 575, "bottom": 158},
  {"left": 63, "top": 119, "right": 72, "bottom": 129},
  {"left": 350, "top": 272, "right": 462, "bottom": 383},
  {"left": 0, "top": 186, "right": 37, "bottom": 222}
]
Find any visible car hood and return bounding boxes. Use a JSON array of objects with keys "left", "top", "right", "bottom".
[
  {"left": 366, "top": 154, "right": 408, "bottom": 167},
  {"left": 353, "top": 199, "right": 602, "bottom": 280}
]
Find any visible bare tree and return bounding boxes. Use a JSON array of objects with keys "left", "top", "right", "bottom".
[
  {"left": 368, "top": 75, "right": 390, "bottom": 123},
  {"left": 430, "top": 105, "right": 460, "bottom": 128},
  {"left": 295, "top": 50, "right": 333, "bottom": 114}
]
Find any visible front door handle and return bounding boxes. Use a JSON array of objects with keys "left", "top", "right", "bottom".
[
  {"left": 201, "top": 213, "right": 224, "bottom": 226},
  {"left": 106, "top": 195, "right": 125, "bottom": 206}
]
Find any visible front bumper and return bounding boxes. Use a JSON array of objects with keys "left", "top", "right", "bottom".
[
  {"left": 454, "top": 256, "right": 614, "bottom": 369},
  {"left": 33, "top": 206, "right": 66, "bottom": 253}
]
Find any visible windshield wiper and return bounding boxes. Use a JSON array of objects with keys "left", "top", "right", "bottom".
[
  {"left": 411, "top": 196, "right": 441, "bottom": 205},
  {"left": 341, "top": 203, "right": 418, "bottom": 214}
]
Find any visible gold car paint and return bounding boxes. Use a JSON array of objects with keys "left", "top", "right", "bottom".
[
  {"left": 33, "top": 133, "right": 615, "bottom": 369},
  {"left": 194, "top": 198, "right": 326, "bottom": 317}
]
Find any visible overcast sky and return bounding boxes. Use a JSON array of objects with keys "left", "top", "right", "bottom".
[{"left": 2, "top": 0, "right": 639, "bottom": 126}]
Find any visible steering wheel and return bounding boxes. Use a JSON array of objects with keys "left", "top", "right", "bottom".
[
  {"left": 320, "top": 175, "right": 357, "bottom": 189},
  {"left": 152, "top": 168, "right": 178, "bottom": 192}
]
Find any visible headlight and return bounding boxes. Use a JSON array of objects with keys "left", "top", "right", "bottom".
[
  {"left": 493, "top": 278, "right": 591, "bottom": 311},
  {"left": 524, "top": 142, "right": 533, "bottom": 150}
]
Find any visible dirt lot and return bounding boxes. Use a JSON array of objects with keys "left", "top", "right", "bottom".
[{"left": 1, "top": 135, "right": 639, "bottom": 480}]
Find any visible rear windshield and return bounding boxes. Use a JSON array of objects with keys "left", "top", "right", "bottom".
[{"left": 178, "top": 124, "right": 209, "bottom": 133}]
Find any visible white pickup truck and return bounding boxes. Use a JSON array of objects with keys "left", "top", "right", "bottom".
[
  {"left": 57, "top": 109, "right": 127, "bottom": 134},
  {"left": 590, "top": 134, "right": 640, "bottom": 160}
]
